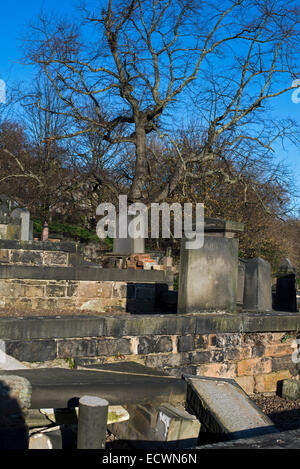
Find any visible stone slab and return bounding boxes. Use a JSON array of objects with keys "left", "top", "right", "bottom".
[
  {"left": 243, "top": 257, "right": 272, "bottom": 311},
  {"left": 185, "top": 376, "right": 277, "bottom": 440},
  {"left": 178, "top": 236, "right": 239, "bottom": 313},
  {"left": 0, "top": 367, "right": 186, "bottom": 409}
]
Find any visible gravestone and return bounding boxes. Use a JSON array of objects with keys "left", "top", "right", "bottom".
[
  {"left": 243, "top": 257, "right": 272, "bottom": 311},
  {"left": 237, "top": 259, "right": 246, "bottom": 309},
  {"left": 113, "top": 214, "right": 145, "bottom": 254},
  {"left": 178, "top": 218, "right": 243, "bottom": 313},
  {"left": 273, "top": 259, "right": 298, "bottom": 312},
  {"left": 10, "top": 208, "right": 33, "bottom": 242}
]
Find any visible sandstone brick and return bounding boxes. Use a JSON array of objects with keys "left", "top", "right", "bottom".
[
  {"left": 10, "top": 250, "right": 43, "bottom": 266},
  {"left": 264, "top": 343, "right": 296, "bottom": 357},
  {"left": 272, "top": 355, "right": 298, "bottom": 376},
  {"left": 25, "top": 285, "right": 45, "bottom": 298},
  {"left": 98, "top": 282, "right": 113, "bottom": 298},
  {"left": 237, "top": 357, "right": 272, "bottom": 376},
  {"left": 235, "top": 376, "right": 255, "bottom": 395},
  {"left": 223, "top": 346, "right": 252, "bottom": 362},
  {"left": 112, "top": 283, "right": 127, "bottom": 298},
  {"left": 0, "top": 280, "right": 15, "bottom": 297},
  {"left": 177, "top": 335, "right": 195, "bottom": 352},
  {"left": 45, "top": 284, "right": 66, "bottom": 298},
  {"left": 138, "top": 336, "right": 173, "bottom": 354},
  {"left": 196, "top": 363, "right": 237, "bottom": 379},
  {"left": 194, "top": 335, "right": 209, "bottom": 349},
  {"left": 255, "top": 370, "right": 292, "bottom": 393},
  {"left": 0, "top": 249, "right": 9, "bottom": 263},
  {"left": 66, "top": 282, "right": 78, "bottom": 297},
  {"left": 43, "top": 252, "right": 68, "bottom": 266},
  {"left": 77, "top": 281, "right": 101, "bottom": 298},
  {"left": 215, "top": 333, "right": 242, "bottom": 348},
  {"left": 145, "top": 352, "right": 189, "bottom": 369},
  {"left": 188, "top": 351, "right": 211, "bottom": 364},
  {"left": 31, "top": 298, "right": 58, "bottom": 310}
]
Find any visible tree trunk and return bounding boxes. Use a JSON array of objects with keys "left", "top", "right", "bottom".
[{"left": 129, "top": 118, "right": 148, "bottom": 203}]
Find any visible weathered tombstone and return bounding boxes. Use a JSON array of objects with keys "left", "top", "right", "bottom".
[
  {"left": 243, "top": 257, "right": 272, "bottom": 311},
  {"left": 237, "top": 259, "right": 246, "bottom": 309},
  {"left": 113, "top": 214, "right": 145, "bottom": 254},
  {"left": 11, "top": 208, "right": 32, "bottom": 241},
  {"left": 178, "top": 218, "right": 243, "bottom": 313},
  {"left": 273, "top": 259, "right": 298, "bottom": 312}
]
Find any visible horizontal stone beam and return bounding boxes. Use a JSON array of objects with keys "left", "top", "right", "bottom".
[{"left": 0, "top": 312, "right": 300, "bottom": 341}]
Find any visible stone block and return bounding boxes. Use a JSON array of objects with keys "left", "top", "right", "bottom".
[
  {"left": 43, "top": 252, "right": 69, "bottom": 266},
  {"left": 177, "top": 335, "right": 195, "bottom": 352},
  {"left": 155, "top": 403, "right": 200, "bottom": 448},
  {"left": 281, "top": 379, "right": 300, "bottom": 400},
  {"left": 77, "top": 281, "right": 101, "bottom": 298},
  {"left": 272, "top": 355, "right": 298, "bottom": 376},
  {"left": 5, "top": 339, "right": 57, "bottom": 362},
  {"left": 237, "top": 357, "right": 272, "bottom": 377},
  {"left": 0, "top": 249, "right": 9, "bottom": 263},
  {"left": 57, "top": 338, "right": 98, "bottom": 358},
  {"left": 45, "top": 284, "right": 66, "bottom": 298},
  {"left": 138, "top": 336, "right": 173, "bottom": 354},
  {"left": 234, "top": 376, "right": 255, "bottom": 395},
  {"left": 25, "top": 285, "right": 45, "bottom": 298},
  {"left": 255, "top": 370, "right": 291, "bottom": 393},
  {"left": 196, "top": 363, "right": 237, "bottom": 379},
  {"left": 243, "top": 257, "right": 272, "bottom": 311},
  {"left": 10, "top": 250, "right": 43, "bottom": 266},
  {"left": 178, "top": 236, "right": 239, "bottom": 313}
]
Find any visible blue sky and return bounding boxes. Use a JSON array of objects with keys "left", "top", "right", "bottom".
[{"left": 0, "top": 0, "right": 299, "bottom": 213}]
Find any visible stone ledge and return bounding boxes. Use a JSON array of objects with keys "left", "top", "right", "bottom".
[
  {"left": 0, "top": 265, "right": 168, "bottom": 282},
  {"left": 0, "top": 239, "right": 80, "bottom": 252},
  {"left": 0, "top": 312, "right": 299, "bottom": 340}
]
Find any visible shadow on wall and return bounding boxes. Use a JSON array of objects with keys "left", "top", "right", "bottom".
[
  {"left": 124, "top": 283, "right": 178, "bottom": 314},
  {"left": 0, "top": 380, "right": 29, "bottom": 449}
]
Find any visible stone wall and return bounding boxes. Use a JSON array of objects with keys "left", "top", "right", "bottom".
[
  {"left": 0, "top": 239, "right": 175, "bottom": 313},
  {"left": 1, "top": 313, "right": 299, "bottom": 395},
  {"left": 0, "top": 279, "right": 168, "bottom": 313}
]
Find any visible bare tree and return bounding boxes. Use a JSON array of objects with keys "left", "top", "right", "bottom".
[{"left": 25, "top": 0, "right": 299, "bottom": 204}]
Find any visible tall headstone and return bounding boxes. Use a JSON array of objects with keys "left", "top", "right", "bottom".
[
  {"left": 11, "top": 208, "right": 32, "bottom": 242},
  {"left": 237, "top": 259, "right": 246, "bottom": 310},
  {"left": 113, "top": 214, "right": 145, "bottom": 254},
  {"left": 177, "top": 218, "right": 243, "bottom": 313},
  {"left": 242, "top": 257, "right": 272, "bottom": 311},
  {"left": 273, "top": 259, "right": 298, "bottom": 312}
]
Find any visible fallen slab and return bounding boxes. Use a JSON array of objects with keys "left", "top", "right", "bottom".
[
  {"left": 185, "top": 376, "right": 277, "bottom": 441},
  {"left": 0, "top": 365, "right": 186, "bottom": 409}
]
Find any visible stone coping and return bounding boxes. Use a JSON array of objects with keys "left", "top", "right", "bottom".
[
  {"left": 0, "top": 239, "right": 80, "bottom": 252},
  {"left": 0, "top": 311, "right": 299, "bottom": 340},
  {"left": 0, "top": 265, "right": 170, "bottom": 282}
]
